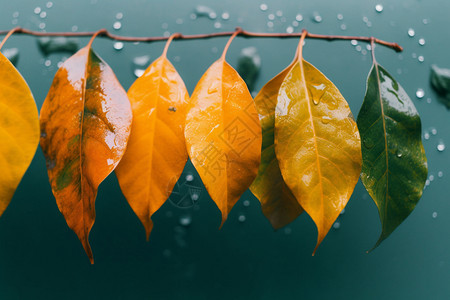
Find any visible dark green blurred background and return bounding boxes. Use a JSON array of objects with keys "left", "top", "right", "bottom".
[{"left": 1, "top": 0, "right": 449, "bottom": 299}]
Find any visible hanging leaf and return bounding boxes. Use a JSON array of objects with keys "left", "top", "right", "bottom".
[
  {"left": 250, "top": 53, "right": 303, "bottom": 230},
  {"left": 430, "top": 64, "right": 450, "bottom": 108},
  {"left": 357, "top": 61, "right": 427, "bottom": 249},
  {"left": 116, "top": 35, "right": 189, "bottom": 240},
  {"left": 40, "top": 34, "right": 132, "bottom": 263},
  {"left": 0, "top": 51, "right": 39, "bottom": 217},
  {"left": 185, "top": 32, "right": 262, "bottom": 226},
  {"left": 275, "top": 33, "right": 362, "bottom": 253}
]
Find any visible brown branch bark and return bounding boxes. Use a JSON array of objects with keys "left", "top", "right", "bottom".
[{"left": 0, "top": 27, "right": 403, "bottom": 52}]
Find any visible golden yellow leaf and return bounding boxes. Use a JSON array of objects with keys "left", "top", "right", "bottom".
[
  {"left": 250, "top": 53, "right": 303, "bottom": 229},
  {"left": 40, "top": 36, "right": 132, "bottom": 263},
  {"left": 275, "top": 34, "right": 362, "bottom": 253},
  {"left": 116, "top": 36, "right": 189, "bottom": 239},
  {"left": 0, "top": 51, "right": 39, "bottom": 217},
  {"left": 185, "top": 33, "right": 262, "bottom": 226}
]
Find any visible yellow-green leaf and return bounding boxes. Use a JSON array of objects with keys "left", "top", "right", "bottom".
[
  {"left": 0, "top": 52, "right": 39, "bottom": 217},
  {"left": 185, "top": 57, "right": 262, "bottom": 226},
  {"left": 40, "top": 42, "right": 132, "bottom": 263},
  {"left": 275, "top": 57, "right": 362, "bottom": 253},
  {"left": 250, "top": 57, "right": 303, "bottom": 229},
  {"left": 116, "top": 50, "right": 189, "bottom": 240}
]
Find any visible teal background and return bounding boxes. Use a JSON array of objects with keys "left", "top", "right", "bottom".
[{"left": 0, "top": 0, "right": 449, "bottom": 299}]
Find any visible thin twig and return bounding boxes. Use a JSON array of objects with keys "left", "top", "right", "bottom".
[{"left": 0, "top": 26, "right": 403, "bottom": 52}]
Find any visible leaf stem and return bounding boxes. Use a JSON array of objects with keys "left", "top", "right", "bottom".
[
  {"left": 87, "top": 29, "right": 107, "bottom": 49},
  {"left": 220, "top": 27, "right": 243, "bottom": 60},
  {"left": 370, "top": 37, "right": 377, "bottom": 64},
  {"left": 162, "top": 33, "right": 181, "bottom": 58},
  {"left": 295, "top": 30, "right": 308, "bottom": 61},
  {"left": 0, "top": 27, "right": 403, "bottom": 52},
  {"left": 0, "top": 27, "right": 21, "bottom": 51}
]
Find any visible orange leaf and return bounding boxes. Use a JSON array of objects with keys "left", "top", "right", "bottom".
[
  {"left": 250, "top": 53, "right": 304, "bottom": 230},
  {"left": 185, "top": 33, "right": 262, "bottom": 226},
  {"left": 40, "top": 36, "right": 132, "bottom": 263},
  {"left": 116, "top": 36, "right": 189, "bottom": 240}
]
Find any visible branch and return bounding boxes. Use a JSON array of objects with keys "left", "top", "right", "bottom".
[{"left": 0, "top": 27, "right": 403, "bottom": 52}]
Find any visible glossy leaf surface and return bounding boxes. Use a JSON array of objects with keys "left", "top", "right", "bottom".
[
  {"left": 40, "top": 45, "right": 132, "bottom": 263},
  {"left": 185, "top": 58, "right": 262, "bottom": 226},
  {"left": 357, "top": 63, "right": 427, "bottom": 248},
  {"left": 276, "top": 59, "right": 362, "bottom": 253},
  {"left": 116, "top": 55, "right": 189, "bottom": 240},
  {"left": 250, "top": 58, "right": 303, "bottom": 229},
  {"left": 0, "top": 52, "right": 39, "bottom": 217}
]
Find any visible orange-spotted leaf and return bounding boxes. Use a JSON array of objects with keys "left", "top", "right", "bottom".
[
  {"left": 250, "top": 54, "right": 303, "bottom": 229},
  {"left": 0, "top": 51, "right": 39, "bottom": 217},
  {"left": 116, "top": 37, "right": 189, "bottom": 240},
  {"left": 275, "top": 36, "right": 362, "bottom": 253},
  {"left": 185, "top": 34, "right": 262, "bottom": 226},
  {"left": 40, "top": 40, "right": 132, "bottom": 263}
]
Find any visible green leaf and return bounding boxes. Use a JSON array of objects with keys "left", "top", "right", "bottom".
[
  {"left": 430, "top": 64, "right": 450, "bottom": 108},
  {"left": 357, "top": 63, "right": 428, "bottom": 249}
]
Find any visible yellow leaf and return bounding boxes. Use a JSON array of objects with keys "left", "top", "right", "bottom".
[
  {"left": 185, "top": 55, "right": 262, "bottom": 226},
  {"left": 276, "top": 37, "right": 362, "bottom": 253},
  {"left": 116, "top": 39, "right": 189, "bottom": 240},
  {"left": 250, "top": 54, "right": 304, "bottom": 229},
  {"left": 40, "top": 38, "right": 132, "bottom": 263},
  {"left": 0, "top": 52, "right": 39, "bottom": 216}
]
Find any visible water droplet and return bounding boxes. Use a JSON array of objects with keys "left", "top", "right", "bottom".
[
  {"left": 243, "top": 200, "right": 250, "bottom": 207},
  {"left": 40, "top": 11, "right": 47, "bottom": 19},
  {"left": 363, "top": 137, "right": 374, "bottom": 149},
  {"left": 214, "top": 22, "right": 222, "bottom": 29},
  {"left": 422, "top": 19, "right": 429, "bottom": 25},
  {"left": 34, "top": 7, "right": 42, "bottom": 14},
  {"left": 46, "top": 2, "right": 53, "bottom": 8},
  {"left": 312, "top": 12, "right": 322, "bottom": 23},
  {"left": 337, "top": 14, "right": 344, "bottom": 20},
  {"left": 312, "top": 98, "right": 320, "bottom": 105},
  {"left": 362, "top": 16, "right": 369, "bottom": 23},
  {"left": 179, "top": 215, "right": 192, "bottom": 226},
  {"left": 427, "top": 98, "right": 432, "bottom": 104},
  {"left": 356, "top": 45, "right": 362, "bottom": 52},
  {"left": 39, "top": 22, "right": 46, "bottom": 30},
  {"left": 407, "top": 28, "right": 415, "bottom": 37},
  {"left": 267, "top": 21, "right": 274, "bottom": 28},
  {"left": 44, "top": 59, "right": 51, "bottom": 67},
  {"left": 238, "top": 214, "right": 246, "bottom": 222},
  {"left": 116, "top": 12, "right": 123, "bottom": 20},
  {"left": 268, "top": 13, "right": 275, "bottom": 20},
  {"left": 416, "top": 88, "right": 425, "bottom": 99},
  {"left": 432, "top": 212, "right": 438, "bottom": 219},
  {"left": 295, "top": 14, "right": 303, "bottom": 22},
  {"left": 425, "top": 179, "right": 430, "bottom": 187},
  {"left": 113, "top": 42, "right": 124, "bottom": 50},
  {"left": 185, "top": 173, "right": 194, "bottom": 182},
  {"left": 12, "top": 11, "right": 19, "bottom": 18},
  {"left": 321, "top": 116, "right": 331, "bottom": 124},
  {"left": 430, "top": 127, "right": 437, "bottom": 135},
  {"left": 375, "top": 4, "right": 383, "bottom": 12},
  {"left": 351, "top": 39, "right": 358, "bottom": 46},
  {"left": 286, "top": 26, "right": 294, "bottom": 33},
  {"left": 161, "top": 22, "right": 168, "bottom": 30},
  {"left": 57, "top": 61, "right": 63, "bottom": 68},
  {"left": 163, "top": 31, "right": 170, "bottom": 37},
  {"left": 71, "top": 25, "right": 78, "bottom": 32},
  {"left": 418, "top": 38, "right": 426, "bottom": 46},
  {"left": 176, "top": 18, "right": 183, "bottom": 25},
  {"left": 3, "top": 48, "right": 19, "bottom": 65},
  {"left": 423, "top": 132, "right": 430, "bottom": 140},
  {"left": 260, "top": 3, "right": 268, "bottom": 11},
  {"left": 195, "top": 5, "right": 217, "bottom": 20},
  {"left": 418, "top": 55, "right": 424, "bottom": 62},
  {"left": 276, "top": 10, "right": 283, "bottom": 17},
  {"left": 191, "top": 193, "right": 199, "bottom": 201},
  {"left": 396, "top": 151, "right": 403, "bottom": 158},
  {"left": 429, "top": 174, "right": 435, "bottom": 182},
  {"left": 340, "top": 208, "right": 345, "bottom": 215},
  {"left": 340, "top": 24, "right": 347, "bottom": 31},
  {"left": 333, "top": 222, "right": 341, "bottom": 229},
  {"left": 113, "top": 21, "right": 122, "bottom": 30},
  {"left": 221, "top": 12, "right": 230, "bottom": 20},
  {"left": 437, "top": 140, "right": 446, "bottom": 152},
  {"left": 438, "top": 171, "right": 444, "bottom": 178},
  {"left": 134, "top": 69, "right": 145, "bottom": 78}
]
